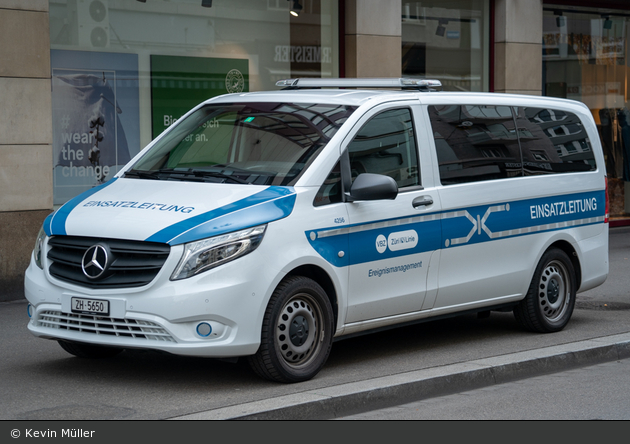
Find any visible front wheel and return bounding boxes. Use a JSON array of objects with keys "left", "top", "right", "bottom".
[
  {"left": 248, "top": 276, "right": 334, "bottom": 383},
  {"left": 514, "top": 248, "right": 577, "bottom": 333}
]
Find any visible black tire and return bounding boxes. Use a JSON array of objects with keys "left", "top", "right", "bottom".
[
  {"left": 248, "top": 276, "right": 334, "bottom": 383},
  {"left": 58, "top": 340, "right": 123, "bottom": 359},
  {"left": 514, "top": 248, "right": 577, "bottom": 333}
]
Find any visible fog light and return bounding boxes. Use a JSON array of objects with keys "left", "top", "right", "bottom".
[
  {"left": 196, "top": 322, "right": 212, "bottom": 337},
  {"left": 27, "top": 304, "right": 32, "bottom": 318}
]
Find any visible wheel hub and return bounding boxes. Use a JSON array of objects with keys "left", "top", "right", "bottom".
[
  {"left": 289, "top": 315, "right": 309, "bottom": 346},
  {"left": 547, "top": 278, "right": 560, "bottom": 304}
]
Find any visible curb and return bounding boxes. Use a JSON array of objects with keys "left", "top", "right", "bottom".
[
  {"left": 171, "top": 332, "right": 630, "bottom": 420},
  {"left": 610, "top": 219, "right": 630, "bottom": 228}
]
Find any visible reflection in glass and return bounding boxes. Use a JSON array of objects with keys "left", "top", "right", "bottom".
[
  {"left": 348, "top": 108, "right": 420, "bottom": 189},
  {"left": 314, "top": 108, "right": 420, "bottom": 207},
  {"left": 429, "top": 105, "right": 520, "bottom": 184},
  {"left": 429, "top": 105, "right": 596, "bottom": 185},
  {"left": 402, "top": 0, "right": 489, "bottom": 91},
  {"left": 129, "top": 102, "right": 356, "bottom": 186}
]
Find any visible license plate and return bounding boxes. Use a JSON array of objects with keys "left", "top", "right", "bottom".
[{"left": 71, "top": 297, "right": 110, "bottom": 316}]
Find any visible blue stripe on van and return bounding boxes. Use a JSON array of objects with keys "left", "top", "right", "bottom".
[
  {"left": 43, "top": 213, "right": 54, "bottom": 237},
  {"left": 441, "top": 190, "right": 603, "bottom": 248},
  {"left": 146, "top": 186, "right": 296, "bottom": 245},
  {"left": 307, "top": 190, "right": 606, "bottom": 267},
  {"left": 47, "top": 179, "right": 118, "bottom": 236}
]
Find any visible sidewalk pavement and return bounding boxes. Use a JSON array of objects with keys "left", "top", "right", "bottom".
[{"left": 171, "top": 332, "right": 630, "bottom": 420}]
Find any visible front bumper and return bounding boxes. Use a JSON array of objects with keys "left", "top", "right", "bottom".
[{"left": 24, "top": 246, "right": 276, "bottom": 358}]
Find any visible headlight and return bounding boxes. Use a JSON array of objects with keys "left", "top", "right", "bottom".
[
  {"left": 33, "top": 226, "right": 47, "bottom": 269},
  {"left": 171, "top": 225, "right": 267, "bottom": 280}
]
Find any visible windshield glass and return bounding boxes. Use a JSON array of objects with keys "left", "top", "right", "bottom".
[{"left": 127, "top": 102, "right": 357, "bottom": 186}]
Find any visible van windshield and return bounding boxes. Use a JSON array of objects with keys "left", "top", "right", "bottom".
[{"left": 127, "top": 102, "right": 357, "bottom": 186}]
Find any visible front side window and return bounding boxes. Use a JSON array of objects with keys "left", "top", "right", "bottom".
[
  {"left": 128, "top": 102, "right": 356, "bottom": 186},
  {"left": 347, "top": 108, "right": 420, "bottom": 188},
  {"left": 314, "top": 107, "right": 420, "bottom": 206}
]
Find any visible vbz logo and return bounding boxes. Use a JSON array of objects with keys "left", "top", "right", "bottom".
[
  {"left": 375, "top": 235, "right": 388, "bottom": 253},
  {"left": 375, "top": 230, "right": 418, "bottom": 253}
]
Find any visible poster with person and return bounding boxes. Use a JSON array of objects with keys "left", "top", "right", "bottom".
[{"left": 51, "top": 50, "right": 140, "bottom": 206}]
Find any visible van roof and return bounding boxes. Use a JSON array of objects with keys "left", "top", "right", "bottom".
[
  {"left": 204, "top": 78, "right": 588, "bottom": 111},
  {"left": 207, "top": 88, "right": 403, "bottom": 107}
]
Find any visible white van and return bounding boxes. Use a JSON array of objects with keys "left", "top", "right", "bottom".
[{"left": 25, "top": 78, "right": 609, "bottom": 383}]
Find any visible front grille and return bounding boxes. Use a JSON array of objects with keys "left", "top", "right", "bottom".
[
  {"left": 36, "top": 311, "right": 176, "bottom": 342},
  {"left": 47, "top": 236, "right": 171, "bottom": 289}
]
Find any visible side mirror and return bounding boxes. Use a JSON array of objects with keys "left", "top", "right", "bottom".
[{"left": 347, "top": 173, "right": 398, "bottom": 201}]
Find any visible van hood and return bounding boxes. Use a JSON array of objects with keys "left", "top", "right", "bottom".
[{"left": 43, "top": 178, "right": 296, "bottom": 245}]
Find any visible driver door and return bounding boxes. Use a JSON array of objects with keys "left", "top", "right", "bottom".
[{"left": 342, "top": 104, "right": 442, "bottom": 324}]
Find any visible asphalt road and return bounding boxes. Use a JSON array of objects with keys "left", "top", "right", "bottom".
[{"left": 1, "top": 227, "right": 628, "bottom": 420}]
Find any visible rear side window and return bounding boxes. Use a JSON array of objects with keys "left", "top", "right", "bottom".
[
  {"left": 428, "top": 105, "right": 521, "bottom": 185},
  {"left": 514, "top": 107, "right": 596, "bottom": 175},
  {"left": 428, "top": 105, "right": 597, "bottom": 185}
]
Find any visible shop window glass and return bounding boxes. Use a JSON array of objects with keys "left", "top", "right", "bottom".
[
  {"left": 402, "top": 1, "right": 490, "bottom": 91},
  {"left": 49, "top": 0, "right": 339, "bottom": 205},
  {"left": 543, "top": 4, "right": 630, "bottom": 215}
]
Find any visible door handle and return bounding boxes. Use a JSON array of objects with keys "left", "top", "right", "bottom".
[{"left": 412, "top": 196, "right": 433, "bottom": 208}]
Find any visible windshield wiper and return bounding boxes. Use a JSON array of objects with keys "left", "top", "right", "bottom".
[
  {"left": 125, "top": 168, "right": 250, "bottom": 184},
  {"left": 124, "top": 169, "right": 166, "bottom": 180},
  {"left": 184, "top": 169, "right": 250, "bottom": 184}
]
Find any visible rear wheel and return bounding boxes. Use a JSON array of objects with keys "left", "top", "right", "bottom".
[
  {"left": 514, "top": 248, "right": 576, "bottom": 333},
  {"left": 58, "top": 340, "right": 123, "bottom": 359},
  {"left": 248, "top": 276, "right": 334, "bottom": 383}
]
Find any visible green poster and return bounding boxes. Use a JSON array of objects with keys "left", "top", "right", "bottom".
[{"left": 150, "top": 55, "right": 249, "bottom": 138}]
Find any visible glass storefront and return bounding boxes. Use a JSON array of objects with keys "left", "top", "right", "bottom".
[
  {"left": 543, "top": 4, "right": 630, "bottom": 216},
  {"left": 401, "top": 0, "right": 490, "bottom": 91},
  {"left": 48, "top": 0, "right": 339, "bottom": 205}
]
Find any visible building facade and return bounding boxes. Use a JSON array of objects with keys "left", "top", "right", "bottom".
[{"left": 1, "top": 0, "right": 629, "bottom": 300}]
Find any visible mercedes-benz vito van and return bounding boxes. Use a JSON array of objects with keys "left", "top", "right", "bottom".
[{"left": 25, "top": 78, "right": 609, "bottom": 382}]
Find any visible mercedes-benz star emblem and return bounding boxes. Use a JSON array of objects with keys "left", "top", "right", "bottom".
[{"left": 82, "top": 244, "right": 109, "bottom": 279}]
